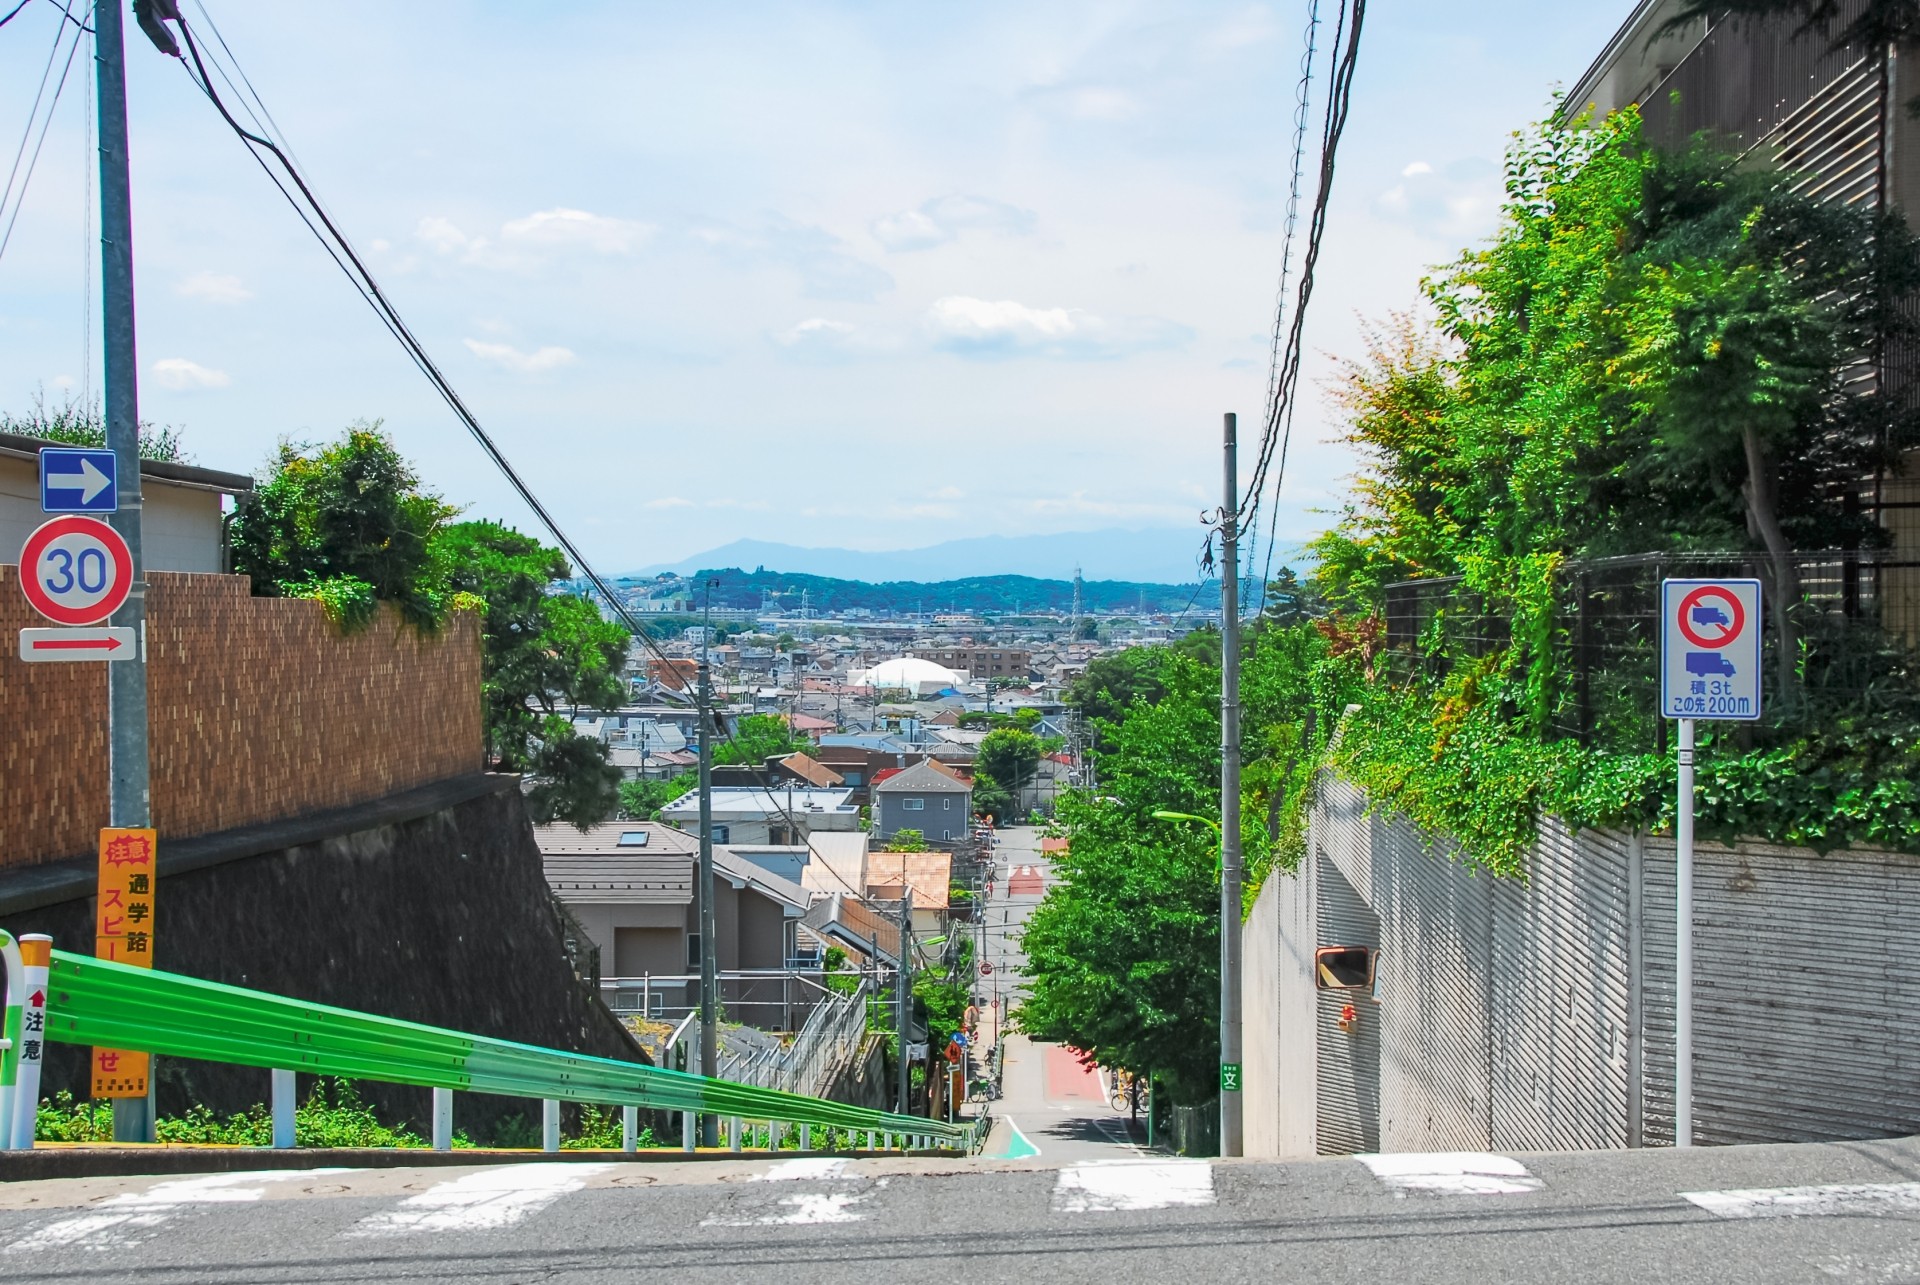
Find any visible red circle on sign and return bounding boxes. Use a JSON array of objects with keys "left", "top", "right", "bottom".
[
  {"left": 1677, "top": 586, "right": 1745, "bottom": 649},
  {"left": 19, "top": 515, "right": 133, "bottom": 626}
]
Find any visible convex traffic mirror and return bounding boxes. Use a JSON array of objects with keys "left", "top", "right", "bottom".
[{"left": 1315, "top": 945, "right": 1377, "bottom": 990}]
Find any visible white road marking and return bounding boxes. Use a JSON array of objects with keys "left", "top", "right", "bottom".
[
  {"left": 6, "top": 1170, "right": 352, "bottom": 1252},
  {"left": 1683, "top": 1181, "right": 1920, "bottom": 1220},
  {"left": 754, "top": 1158, "right": 848, "bottom": 1182},
  {"left": 1357, "top": 1152, "right": 1544, "bottom": 1196},
  {"left": 1053, "top": 1159, "right": 1214, "bottom": 1213},
  {"left": 703, "top": 1176, "right": 886, "bottom": 1226},
  {"left": 346, "top": 1163, "right": 611, "bottom": 1236}
]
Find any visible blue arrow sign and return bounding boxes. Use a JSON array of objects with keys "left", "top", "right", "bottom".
[{"left": 39, "top": 448, "right": 117, "bottom": 513}]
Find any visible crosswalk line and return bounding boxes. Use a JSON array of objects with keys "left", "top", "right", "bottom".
[
  {"left": 705, "top": 1164, "right": 885, "bottom": 1226},
  {"left": 1357, "top": 1152, "right": 1544, "bottom": 1195},
  {"left": 6, "top": 1170, "right": 354, "bottom": 1253},
  {"left": 345, "top": 1163, "right": 612, "bottom": 1236},
  {"left": 1682, "top": 1181, "right": 1920, "bottom": 1220},
  {"left": 1053, "top": 1159, "right": 1214, "bottom": 1213},
  {"left": 754, "top": 1158, "right": 849, "bottom": 1182}
]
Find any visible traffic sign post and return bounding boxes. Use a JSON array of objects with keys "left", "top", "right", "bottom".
[
  {"left": 17, "top": 515, "right": 135, "bottom": 626},
  {"left": 1659, "top": 578, "right": 1763, "bottom": 1150},
  {"left": 37, "top": 448, "right": 118, "bottom": 513}
]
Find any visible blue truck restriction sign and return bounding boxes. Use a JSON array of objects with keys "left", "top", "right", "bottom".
[{"left": 1660, "top": 579, "right": 1763, "bottom": 721}]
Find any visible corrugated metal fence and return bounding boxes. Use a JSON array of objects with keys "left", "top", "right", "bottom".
[{"left": 1252, "top": 775, "right": 1920, "bottom": 1155}]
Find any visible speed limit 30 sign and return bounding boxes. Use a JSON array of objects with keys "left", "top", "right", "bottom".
[{"left": 18, "top": 515, "right": 134, "bottom": 626}]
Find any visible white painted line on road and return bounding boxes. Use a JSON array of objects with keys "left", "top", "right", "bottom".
[
  {"left": 704, "top": 1177, "right": 888, "bottom": 1226},
  {"left": 1682, "top": 1181, "right": 1920, "bottom": 1220},
  {"left": 6, "top": 1169, "right": 353, "bottom": 1252},
  {"left": 1053, "top": 1159, "right": 1214, "bottom": 1213},
  {"left": 346, "top": 1163, "right": 611, "bottom": 1236},
  {"left": 754, "top": 1158, "right": 849, "bottom": 1182},
  {"left": 1357, "top": 1152, "right": 1544, "bottom": 1196}
]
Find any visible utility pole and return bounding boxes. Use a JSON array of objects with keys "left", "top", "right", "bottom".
[
  {"left": 1218, "top": 412, "right": 1244, "bottom": 1159},
  {"left": 896, "top": 889, "right": 914, "bottom": 1117},
  {"left": 696, "top": 584, "right": 719, "bottom": 1148},
  {"left": 98, "top": 0, "right": 155, "bottom": 1147}
]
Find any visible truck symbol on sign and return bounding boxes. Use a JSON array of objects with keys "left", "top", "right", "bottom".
[
  {"left": 1686, "top": 652, "right": 1737, "bottom": 678},
  {"left": 1690, "top": 605, "right": 1732, "bottom": 629}
]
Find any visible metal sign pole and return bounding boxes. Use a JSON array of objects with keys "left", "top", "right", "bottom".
[{"left": 1675, "top": 716, "right": 1695, "bottom": 1149}]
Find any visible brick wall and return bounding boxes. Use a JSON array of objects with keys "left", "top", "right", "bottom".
[{"left": 0, "top": 569, "right": 482, "bottom": 868}]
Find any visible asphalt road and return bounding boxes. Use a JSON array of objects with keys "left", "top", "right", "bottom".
[{"left": 1, "top": 1136, "right": 1917, "bottom": 1283}]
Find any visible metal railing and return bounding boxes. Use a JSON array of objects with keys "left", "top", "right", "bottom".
[
  {"left": 688, "top": 979, "right": 871, "bottom": 1102},
  {"left": 599, "top": 968, "right": 829, "bottom": 1031},
  {"left": 2, "top": 944, "right": 981, "bottom": 1154}
]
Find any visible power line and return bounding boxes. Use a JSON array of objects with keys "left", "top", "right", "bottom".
[
  {"left": 1238, "top": 0, "right": 1368, "bottom": 559},
  {"left": 0, "top": 0, "right": 87, "bottom": 268}
]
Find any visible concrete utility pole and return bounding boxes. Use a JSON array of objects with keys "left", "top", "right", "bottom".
[
  {"left": 1218, "top": 412, "right": 1244, "bottom": 1159},
  {"left": 697, "top": 589, "right": 719, "bottom": 1148},
  {"left": 98, "top": 0, "right": 155, "bottom": 1147},
  {"left": 896, "top": 890, "right": 913, "bottom": 1117}
]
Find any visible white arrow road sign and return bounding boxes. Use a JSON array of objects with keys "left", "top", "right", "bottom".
[{"left": 18, "top": 627, "right": 139, "bottom": 663}]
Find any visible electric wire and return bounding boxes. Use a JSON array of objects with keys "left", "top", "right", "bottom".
[
  {"left": 168, "top": 10, "right": 994, "bottom": 910},
  {"left": 0, "top": 0, "right": 86, "bottom": 268},
  {"left": 1238, "top": 0, "right": 1367, "bottom": 567},
  {"left": 0, "top": 0, "right": 33, "bottom": 29}
]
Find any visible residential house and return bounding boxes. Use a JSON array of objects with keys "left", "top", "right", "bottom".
[
  {"left": 872, "top": 758, "right": 974, "bottom": 842},
  {"left": 535, "top": 821, "right": 814, "bottom": 1027},
  {"left": 657, "top": 785, "right": 860, "bottom": 844},
  {"left": 1, "top": 432, "right": 252, "bottom": 573}
]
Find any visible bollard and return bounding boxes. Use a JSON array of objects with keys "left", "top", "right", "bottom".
[
  {"left": 542, "top": 1099, "right": 560, "bottom": 1153},
  {"left": 432, "top": 1087, "right": 453, "bottom": 1152},
  {"left": 10, "top": 936, "right": 51, "bottom": 1152},
  {"left": 271, "top": 1070, "right": 296, "bottom": 1149},
  {"left": 622, "top": 1105, "right": 638, "bottom": 1153},
  {"left": 0, "top": 931, "right": 21, "bottom": 1150}
]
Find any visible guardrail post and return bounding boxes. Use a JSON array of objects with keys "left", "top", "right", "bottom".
[
  {"left": 432, "top": 1087, "right": 453, "bottom": 1152},
  {"left": 542, "top": 1099, "right": 560, "bottom": 1153},
  {"left": 10, "top": 936, "right": 51, "bottom": 1152},
  {"left": 865, "top": 1129, "right": 874, "bottom": 1151},
  {"left": 270, "top": 1070, "right": 296, "bottom": 1149},
  {"left": 770, "top": 1120, "right": 784, "bottom": 1152},
  {"left": 728, "top": 1116, "right": 742, "bottom": 1152},
  {"left": 622, "top": 1105, "right": 638, "bottom": 1152},
  {"left": 799, "top": 1122, "right": 811, "bottom": 1152},
  {"left": 682, "top": 1111, "right": 695, "bottom": 1152}
]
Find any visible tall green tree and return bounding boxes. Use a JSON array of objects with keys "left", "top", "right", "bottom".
[
  {"left": 431, "top": 520, "right": 628, "bottom": 828},
  {"left": 715, "top": 713, "right": 806, "bottom": 766},
  {"left": 228, "top": 425, "right": 455, "bottom": 631}
]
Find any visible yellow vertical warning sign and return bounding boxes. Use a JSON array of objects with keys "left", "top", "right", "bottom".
[{"left": 93, "top": 827, "right": 156, "bottom": 1098}]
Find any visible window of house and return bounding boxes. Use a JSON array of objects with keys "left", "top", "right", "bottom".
[
  {"left": 686, "top": 933, "right": 701, "bottom": 969},
  {"left": 903, "top": 798, "right": 925, "bottom": 811},
  {"left": 943, "top": 797, "right": 952, "bottom": 809},
  {"left": 712, "top": 825, "right": 730, "bottom": 843},
  {"left": 617, "top": 831, "right": 649, "bottom": 847}
]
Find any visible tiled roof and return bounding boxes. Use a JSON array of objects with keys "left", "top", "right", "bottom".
[{"left": 872, "top": 758, "right": 973, "bottom": 795}]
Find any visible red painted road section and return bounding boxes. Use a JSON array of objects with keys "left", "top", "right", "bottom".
[
  {"left": 1007, "top": 865, "right": 1044, "bottom": 897},
  {"left": 1044, "top": 1045, "right": 1103, "bottom": 1101}
]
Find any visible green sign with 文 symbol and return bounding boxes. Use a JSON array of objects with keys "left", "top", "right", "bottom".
[{"left": 1221, "top": 1062, "right": 1242, "bottom": 1093}]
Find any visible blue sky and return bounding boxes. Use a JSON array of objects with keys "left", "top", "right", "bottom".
[{"left": 0, "top": 1, "right": 1631, "bottom": 570}]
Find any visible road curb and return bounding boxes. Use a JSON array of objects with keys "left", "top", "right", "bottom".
[{"left": 0, "top": 1145, "right": 961, "bottom": 1183}]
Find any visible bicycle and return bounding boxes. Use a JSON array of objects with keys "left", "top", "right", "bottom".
[{"left": 1107, "top": 1069, "right": 1137, "bottom": 1114}]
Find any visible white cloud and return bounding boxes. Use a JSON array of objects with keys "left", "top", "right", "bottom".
[
  {"left": 924, "top": 296, "right": 1192, "bottom": 360},
  {"left": 177, "top": 272, "right": 252, "bottom": 305},
  {"left": 500, "top": 208, "right": 654, "bottom": 254},
  {"left": 930, "top": 485, "right": 966, "bottom": 501},
  {"left": 775, "top": 317, "right": 858, "bottom": 347},
  {"left": 150, "top": 358, "right": 230, "bottom": 390},
  {"left": 693, "top": 217, "right": 893, "bottom": 301},
  {"left": 646, "top": 496, "right": 696, "bottom": 509},
  {"left": 462, "top": 339, "right": 578, "bottom": 373},
  {"left": 871, "top": 194, "right": 1036, "bottom": 253},
  {"left": 1375, "top": 157, "right": 1502, "bottom": 240},
  {"left": 417, "top": 216, "right": 482, "bottom": 256}
]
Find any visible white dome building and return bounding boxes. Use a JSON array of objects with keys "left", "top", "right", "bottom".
[{"left": 851, "top": 656, "right": 966, "bottom": 696}]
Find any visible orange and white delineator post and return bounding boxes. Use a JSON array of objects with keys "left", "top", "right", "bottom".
[{"left": 9, "top": 936, "right": 52, "bottom": 1151}]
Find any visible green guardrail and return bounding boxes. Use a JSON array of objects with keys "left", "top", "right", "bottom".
[{"left": 36, "top": 950, "right": 979, "bottom": 1149}]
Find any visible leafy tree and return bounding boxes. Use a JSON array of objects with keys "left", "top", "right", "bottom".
[
  {"left": 2, "top": 389, "right": 186, "bottom": 461},
  {"left": 229, "top": 425, "right": 455, "bottom": 631},
  {"left": 970, "top": 771, "right": 1011, "bottom": 821},
  {"left": 715, "top": 713, "right": 806, "bottom": 766},
  {"left": 431, "top": 520, "right": 628, "bottom": 828},
  {"left": 620, "top": 772, "right": 695, "bottom": 820},
  {"left": 977, "top": 728, "right": 1042, "bottom": 794},
  {"left": 1259, "top": 567, "right": 1321, "bottom": 629},
  {"left": 884, "top": 828, "right": 929, "bottom": 852}
]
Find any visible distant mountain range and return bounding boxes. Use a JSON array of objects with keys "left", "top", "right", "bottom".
[{"left": 629, "top": 528, "right": 1227, "bottom": 585}]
